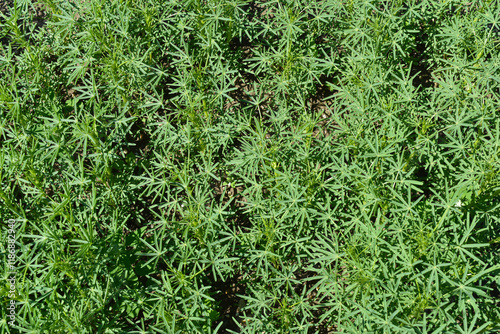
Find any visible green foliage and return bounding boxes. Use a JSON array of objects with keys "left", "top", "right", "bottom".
[{"left": 1, "top": 0, "right": 500, "bottom": 332}]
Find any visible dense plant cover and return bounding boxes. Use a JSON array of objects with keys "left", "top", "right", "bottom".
[{"left": 1, "top": 0, "right": 500, "bottom": 332}]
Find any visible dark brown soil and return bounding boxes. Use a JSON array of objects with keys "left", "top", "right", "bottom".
[{"left": 0, "top": 0, "right": 13, "bottom": 15}]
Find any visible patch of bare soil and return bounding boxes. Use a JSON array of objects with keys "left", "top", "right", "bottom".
[{"left": 0, "top": 0, "right": 13, "bottom": 15}]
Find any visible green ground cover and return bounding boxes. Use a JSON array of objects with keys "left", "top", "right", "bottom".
[{"left": 1, "top": 0, "right": 500, "bottom": 332}]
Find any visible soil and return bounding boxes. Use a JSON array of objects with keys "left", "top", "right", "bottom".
[{"left": 0, "top": 0, "right": 13, "bottom": 15}]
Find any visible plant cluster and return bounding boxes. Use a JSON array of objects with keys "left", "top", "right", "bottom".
[{"left": 1, "top": 0, "right": 500, "bottom": 333}]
